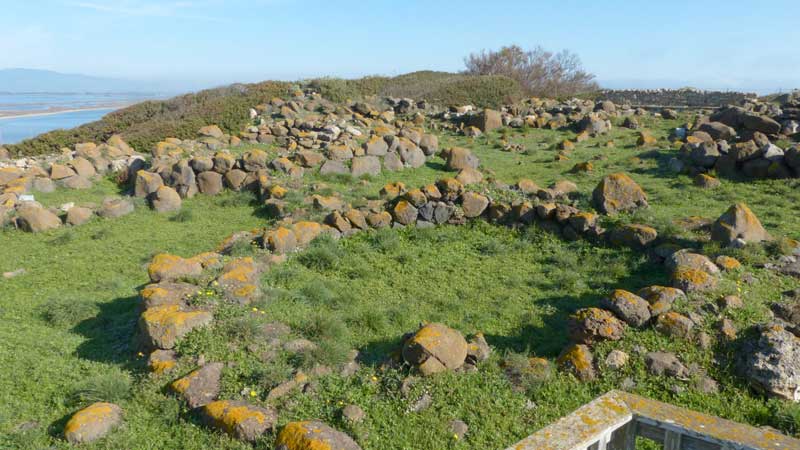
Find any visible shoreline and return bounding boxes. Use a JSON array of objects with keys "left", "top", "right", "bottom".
[{"left": 0, "top": 103, "right": 134, "bottom": 120}]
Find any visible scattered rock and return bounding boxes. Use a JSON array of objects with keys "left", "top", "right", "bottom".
[
  {"left": 655, "top": 312, "right": 695, "bottom": 339},
  {"left": 600, "top": 289, "right": 651, "bottom": 327},
  {"left": 202, "top": 400, "right": 277, "bottom": 442},
  {"left": 568, "top": 308, "right": 625, "bottom": 344},
  {"left": 341, "top": 404, "right": 365, "bottom": 424},
  {"left": 64, "top": 402, "right": 123, "bottom": 444},
  {"left": 151, "top": 186, "right": 182, "bottom": 213},
  {"left": 604, "top": 350, "right": 629, "bottom": 370},
  {"left": 645, "top": 352, "right": 689, "bottom": 378},
  {"left": 15, "top": 203, "right": 61, "bottom": 232},
  {"left": 276, "top": 420, "right": 361, "bottom": 450},
  {"left": 402, "top": 323, "right": 468, "bottom": 376},
  {"left": 171, "top": 362, "right": 223, "bottom": 408},
  {"left": 739, "top": 323, "right": 800, "bottom": 401},
  {"left": 139, "top": 305, "right": 212, "bottom": 349},
  {"left": 98, "top": 197, "right": 134, "bottom": 218},
  {"left": 592, "top": 173, "right": 648, "bottom": 215},
  {"left": 557, "top": 344, "right": 595, "bottom": 381},
  {"left": 448, "top": 419, "right": 468, "bottom": 440},
  {"left": 711, "top": 203, "right": 769, "bottom": 246}
]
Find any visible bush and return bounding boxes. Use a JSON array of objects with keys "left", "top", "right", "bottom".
[
  {"left": 8, "top": 81, "right": 291, "bottom": 157},
  {"left": 40, "top": 297, "right": 98, "bottom": 328},
  {"left": 464, "top": 45, "right": 598, "bottom": 98},
  {"left": 68, "top": 372, "right": 132, "bottom": 406},
  {"left": 310, "top": 71, "right": 524, "bottom": 108}
]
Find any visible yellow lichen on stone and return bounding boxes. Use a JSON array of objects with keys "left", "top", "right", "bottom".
[
  {"left": 64, "top": 403, "right": 115, "bottom": 435},
  {"left": 221, "top": 258, "right": 256, "bottom": 283},
  {"left": 204, "top": 400, "right": 268, "bottom": 433},
  {"left": 276, "top": 421, "right": 333, "bottom": 450}
]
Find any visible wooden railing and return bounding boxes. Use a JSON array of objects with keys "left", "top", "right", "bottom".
[{"left": 506, "top": 390, "right": 800, "bottom": 450}]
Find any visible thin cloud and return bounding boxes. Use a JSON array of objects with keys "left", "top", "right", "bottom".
[{"left": 68, "top": 1, "right": 226, "bottom": 21}]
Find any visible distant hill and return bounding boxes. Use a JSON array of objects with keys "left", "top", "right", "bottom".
[{"left": 0, "top": 68, "right": 158, "bottom": 93}]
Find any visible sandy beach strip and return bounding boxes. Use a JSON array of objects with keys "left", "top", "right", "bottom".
[{"left": 0, "top": 102, "right": 134, "bottom": 120}]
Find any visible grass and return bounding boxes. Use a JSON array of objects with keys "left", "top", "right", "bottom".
[{"left": 1, "top": 111, "right": 799, "bottom": 448}]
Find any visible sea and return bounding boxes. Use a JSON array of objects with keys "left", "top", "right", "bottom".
[{"left": 0, "top": 93, "right": 159, "bottom": 145}]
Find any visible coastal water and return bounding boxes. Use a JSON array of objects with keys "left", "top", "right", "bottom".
[
  {"left": 0, "top": 93, "right": 160, "bottom": 145},
  {"left": 0, "top": 92, "right": 152, "bottom": 113},
  {"left": 0, "top": 108, "right": 113, "bottom": 144}
]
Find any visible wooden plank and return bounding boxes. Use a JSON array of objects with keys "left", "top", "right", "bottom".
[
  {"left": 618, "top": 391, "right": 800, "bottom": 450},
  {"left": 504, "top": 391, "right": 633, "bottom": 450},
  {"left": 607, "top": 421, "right": 636, "bottom": 450},
  {"left": 664, "top": 430, "right": 682, "bottom": 450}
]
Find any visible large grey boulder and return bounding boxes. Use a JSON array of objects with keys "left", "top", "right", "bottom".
[
  {"left": 711, "top": 203, "right": 769, "bottom": 245},
  {"left": 739, "top": 323, "right": 800, "bottom": 402},
  {"left": 16, "top": 203, "right": 62, "bottom": 232}
]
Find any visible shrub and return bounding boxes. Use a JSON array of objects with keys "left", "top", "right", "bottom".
[
  {"left": 68, "top": 372, "right": 132, "bottom": 406},
  {"left": 8, "top": 81, "right": 291, "bottom": 156},
  {"left": 40, "top": 297, "right": 98, "bottom": 328},
  {"left": 464, "top": 45, "right": 598, "bottom": 98},
  {"left": 296, "top": 236, "right": 342, "bottom": 271}
]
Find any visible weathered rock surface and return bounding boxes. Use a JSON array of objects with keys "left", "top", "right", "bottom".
[
  {"left": 402, "top": 323, "right": 468, "bottom": 376},
  {"left": 64, "top": 402, "right": 123, "bottom": 444},
  {"left": 592, "top": 173, "right": 648, "bottom": 215}
]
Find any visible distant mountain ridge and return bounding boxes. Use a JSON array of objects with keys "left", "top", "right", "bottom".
[{"left": 0, "top": 68, "right": 161, "bottom": 93}]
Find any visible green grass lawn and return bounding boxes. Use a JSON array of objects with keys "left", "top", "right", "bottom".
[{"left": 1, "top": 113, "right": 799, "bottom": 449}]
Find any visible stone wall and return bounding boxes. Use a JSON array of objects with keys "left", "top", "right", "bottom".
[{"left": 597, "top": 89, "right": 757, "bottom": 108}]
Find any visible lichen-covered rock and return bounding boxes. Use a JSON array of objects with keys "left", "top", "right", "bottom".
[
  {"left": 655, "top": 311, "right": 694, "bottom": 339},
  {"left": 15, "top": 203, "right": 61, "bottom": 232},
  {"left": 197, "top": 171, "right": 224, "bottom": 195},
  {"left": 568, "top": 308, "right": 625, "bottom": 344},
  {"left": 600, "top": 289, "right": 651, "bottom": 327},
  {"left": 139, "top": 305, "right": 212, "bottom": 349},
  {"left": 140, "top": 282, "right": 198, "bottom": 308},
  {"left": 466, "top": 333, "right": 491, "bottom": 365},
  {"left": 151, "top": 186, "right": 182, "bottom": 213},
  {"left": 276, "top": 420, "right": 361, "bottom": 450},
  {"left": 171, "top": 362, "right": 223, "bottom": 408},
  {"left": 671, "top": 267, "right": 718, "bottom": 293},
  {"left": 470, "top": 108, "right": 502, "bottom": 132},
  {"left": 358, "top": 210, "right": 386, "bottom": 229},
  {"left": 66, "top": 206, "right": 93, "bottom": 226},
  {"left": 202, "top": 400, "right": 277, "bottom": 442},
  {"left": 666, "top": 250, "right": 720, "bottom": 275},
  {"left": 711, "top": 203, "right": 769, "bottom": 245},
  {"left": 392, "top": 200, "right": 418, "bottom": 225},
  {"left": 715, "top": 255, "right": 742, "bottom": 271},
  {"left": 608, "top": 224, "right": 658, "bottom": 248},
  {"left": 351, "top": 156, "right": 381, "bottom": 177},
  {"left": 64, "top": 402, "right": 123, "bottom": 444},
  {"left": 148, "top": 349, "right": 177, "bottom": 374},
  {"left": 557, "top": 344, "right": 595, "bottom": 381},
  {"left": 637, "top": 286, "right": 685, "bottom": 316},
  {"left": 344, "top": 208, "right": 368, "bottom": 230},
  {"left": 148, "top": 254, "right": 203, "bottom": 282},
  {"left": 645, "top": 352, "right": 689, "bottom": 378},
  {"left": 592, "top": 173, "right": 648, "bottom": 215},
  {"left": 445, "top": 147, "right": 479, "bottom": 171},
  {"left": 217, "top": 257, "right": 261, "bottom": 304},
  {"left": 293, "top": 221, "right": 322, "bottom": 247},
  {"left": 402, "top": 323, "right": 468, "bottom": 376},
  {"left": 134, "top": 170, "right": 164, "bottom": 197},
  {"left": 460, "top": 192, "right": 489, "bottom": 218},
  {"left": 265, "top": 227, "right": 297, "bottom": 254},
  {"left": 98, "top": 197, "right": 134, "bottom": 218},
  {"left": 740, "top": 323, "right": 800, "bottom": 401}
]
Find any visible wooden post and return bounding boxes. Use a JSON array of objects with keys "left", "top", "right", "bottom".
[
  {"left": 607, "top": 421, "right": 636, "bottom": 450},
  {"left": 664, "top": 430, "right": 682, "bottom": 450}
]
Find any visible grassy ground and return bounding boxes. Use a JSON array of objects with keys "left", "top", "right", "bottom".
[{"left": 1, "top": 113, "right": 799, "bottom": 449}]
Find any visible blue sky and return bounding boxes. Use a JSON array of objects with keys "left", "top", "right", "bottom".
[{"left": 2, "top": 0, "right": 799, "bottom": 93}]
